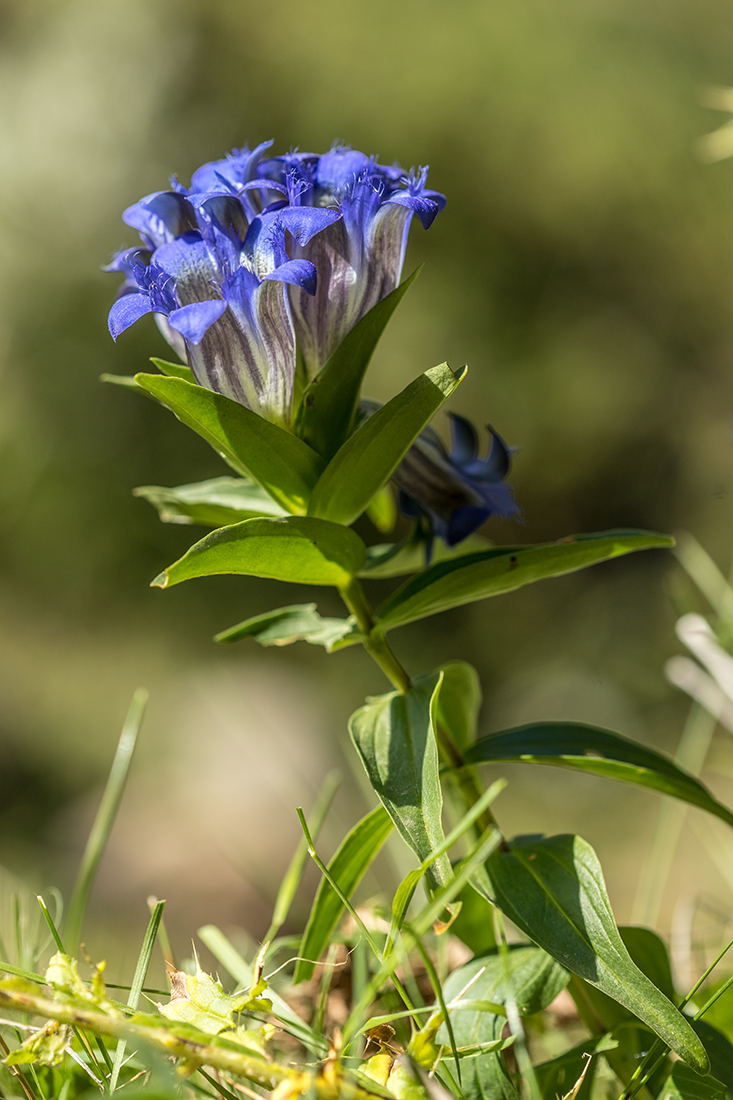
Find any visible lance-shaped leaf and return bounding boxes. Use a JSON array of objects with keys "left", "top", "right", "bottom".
[
  {"left": 134, "top": 476, "right": 288, "bottom": 527},
  {"left": 214, "top": 603, "right": 361, "bottom": 651},
  {"left": 294, "top": 806, "right": 393, "bottom": 984},
  {"left": 485, "top": 834, "right": 709, "bottom": 1072},
  {"left": 152, "top": 516, "right": 367, "bottom": 589},
  {"left": 375, "top": 531, "right": 674, "bottom": 632},
  {"left": 308, "top": 363, "right": 466, "bottom": 527},
  {"left": 297, "top": 267, "right": 421, "bottom": 460},
  {"left": 349, "top": 672, "right": 452, "bottom": 893},
  {"left": 465, "top": 723, "right": 733, "bottom": 828},
  {"left": 150, "top": 356, "right": 196, "bottom": 382},
  {"left": 134, "top": 373, "right": 324, "bottom": 515},
  {"left": 661, "top": 1064, "right": 726, "bottom": 1100}
]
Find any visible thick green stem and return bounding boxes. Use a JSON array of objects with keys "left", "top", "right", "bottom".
[
  {"left": 339, "top": 579, "right": 412, "bottom": 694},
  {"left": 340, "top": 578, "right": 502, "bottom": 838}
]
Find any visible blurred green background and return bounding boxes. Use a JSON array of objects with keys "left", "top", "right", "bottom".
[{"left": 2, "top": 0, "right": 733, "bottom": 969}]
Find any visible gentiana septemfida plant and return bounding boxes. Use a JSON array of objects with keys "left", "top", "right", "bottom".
[{"left": 3, "top": 141, "right": 733, "bottom": 1100}]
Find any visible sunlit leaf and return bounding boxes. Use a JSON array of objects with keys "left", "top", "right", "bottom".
[
  {"left": 134, "top": 373, "right": 323, "bottom": 514},
  {"left": 134, "top": 476, "right": 287, "bottom": 527},
  {"left": 485, "top": 834, "right": 709, "bottom": 1071},
  {"left": 308, "top": 363, "right": 465, "bottom": 527},
  {"left": 214, "top": 603, "right": 361, "bottom": 650},
  {"left": 465, "top": 722, "right": 733, "bottom": 828},
  {"left": 349, "top": 672, "right": 453, "bottom": 893},
  {"left": 375, "top": 531, "right": 675, "bottom": 632},
  {"left": 152, "top": 516, "right": 367, "bottom": 589}
]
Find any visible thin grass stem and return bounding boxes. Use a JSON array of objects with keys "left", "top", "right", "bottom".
[
  {"left": 109, "top": 899, "right": 165, "bottom": 1090},
  {"left": 65, "top": 689, "right": 148, "bottom": 953}
]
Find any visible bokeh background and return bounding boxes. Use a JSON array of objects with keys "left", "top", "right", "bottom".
[{"left": 2, "top": 0, "right": 733, "bottom": 975}]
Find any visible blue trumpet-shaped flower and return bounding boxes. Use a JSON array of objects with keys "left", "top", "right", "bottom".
[
  {"left": 259, "top": 145, "right": 446, "bottom": 378},
  {"left": 107, "top": 148, "right": 340, "bottom": 427},
  {"left": 392, "top": 413, "right": 520, "bottom": 547}
]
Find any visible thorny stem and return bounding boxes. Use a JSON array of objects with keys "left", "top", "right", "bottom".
[{"left": 0, "top": 984, "right": 381, "bottom": 1100}]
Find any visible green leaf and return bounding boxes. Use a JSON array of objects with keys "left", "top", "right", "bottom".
[
  {"left": 435, "top": 661, "right": 482, "bottom": 756},
  {"left": 134, "top": 374, "right": 324, "bottom": 514},
  {"left": 150, "top": 356, "right": 195, "bottom": 382},
  {"left": 348, "top": 672, "right": 453, "bottom": 893},
  {"left": 661, "top": 1063, "right": 726, "bottom": 1100},
  {"left": 214, "top": 603, "right": 361, "bottom": 651},
  {"left": 294, "top": 805, "right": 393, "bottom": 984},
  {"left": 361, "top": 533, "right": 492, "bottom": 580},
  {"left": 297, "top": 267, "right": 421, "bottom": 459},
  {"left": 155, "top": 965, "right": 270, "bottom": 1035},
  {"left": 465, "top": 723, "right": 733, "bottom": 829},
  {"left": 569, "top": 927, "right": 678, "bottom": 1090},
  {"left": 197, "top": 924, "right": 325, "bottom": 1056},
  {"left": 307, "top": 363, "right": 466, "bottom": 527},
  {"left": 101, "top": 372, "right": 157, "bottom": 396},
  {"left": 437, "top": 947, "right": 569, "bottom": 1100},
  {"left": 385, "top": 780, "right": 506, "bottom": 954},
  {"left": 152, "top": 516, "right": 367, "bottom": 589},
  {"left": 358, "top": 534, "right": 490, "bottom": 585},
  {"left": 375, "top": 531, "right": 675, "bottom": 632},
  {"left": 485, "top": 834, "right": 709, "bottom": 1072},
  {"left": 366, "top": 484, "right": 397, "bottom": 534},
  {"left": 692, "top": 1021, "right": 733, "bottom": 1100},
  {"left": 134, "top": 477, "right": 287, "bottom": 527},
  {"left": 5, "top": 1020, "right": 71, "bottom": 1067}
]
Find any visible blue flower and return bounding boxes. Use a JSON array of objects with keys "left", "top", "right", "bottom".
[
  {"left": 107, "top": 146, "right": 340, "bottom": 427},
  {"left": 392, "top": 413, "right": 520, "bottom": 548},
  {"left": 259, "top": 145, "right": 446, "bottom": 378}
]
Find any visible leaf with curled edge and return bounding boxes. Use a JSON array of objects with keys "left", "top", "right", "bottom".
[{"left": 156, "top": 966, "right": 272, "bottom": 1037}]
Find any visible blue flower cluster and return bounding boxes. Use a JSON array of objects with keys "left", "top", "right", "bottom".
[
  {"left": 108, "top": 139, "right": 518, "bottom": 546},
  {"left": 108, "top": 141, "right": 444, "bottom": 427}
]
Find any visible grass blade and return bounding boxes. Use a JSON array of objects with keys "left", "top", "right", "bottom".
[
  {"left": 109, "top": 900, "right": 165, "bottom": 1090},
  {"left": 264, "top": 771, "right": 340, "bottom": 944},
  {"left": 65, "top": 689, "right": 147, "bottom": 952}
]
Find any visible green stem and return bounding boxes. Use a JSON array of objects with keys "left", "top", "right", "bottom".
[
  {"left": 340, "top": 578, "right": 502, "bottom": 837},
  {"left": 339, "top": 579, "right": 412, "bottom": 694}
]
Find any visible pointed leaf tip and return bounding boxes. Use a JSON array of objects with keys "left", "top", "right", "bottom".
[{"left": 151, "top": 571, "right": 169, "bottom": 588}]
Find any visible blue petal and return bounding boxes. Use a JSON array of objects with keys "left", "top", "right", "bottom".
[
  {"left": 448, "top": 414, "right": 479, "bottom": 466},
  {"left": 384, "top": 190, "right": 444, "bottom": 229},
  {"left": 168, "top": 300, "right": 228, "bottom": 344},
  {"left": 104, "top": 247, "right": 151, "bottom": 274},
  {"left": 108, "top": 293, "right": 152, "bottom": 339},
  {"left": 263, "top": 259, "right": 317, "bottom": 295},
  {"left": 193, "top": 194, "right": 250, "bottom": 249},
  {"left": 446, "top": 506, "right": 491, "bottom": 546},
  {"left": 317, "top": 147, "right": 371, "bottom": 191},
  {"left": 154, "top": 234, "right": 221, "bottom": 304},
  {"left": 190, "top": 141, "right": 273, "bottom": 193},
  {"left": 465, "top": 428, "right": 512, "bottom": 482},
  {"left": 277, "top": 205, "right": 342, "bottom": 245},
  {"left": 123, "top": 191, "right": 198, "bottom": 247}
]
